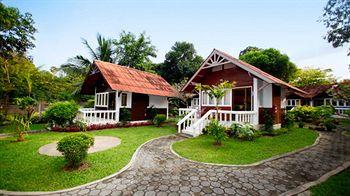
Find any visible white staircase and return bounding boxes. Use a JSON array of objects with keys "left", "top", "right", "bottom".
[{"left": 177, "top": 109, "right": 257, "bottom": 137}]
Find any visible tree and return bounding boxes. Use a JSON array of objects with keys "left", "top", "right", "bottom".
[
  {"left": 290, "top": 68, "right": 336, "bottom": 87},
  {"left": 321, "top": 0, "right": 350, "bottom": 55},
  {"left": 114, "top": 31, "right": 157, "bottom": 71},
  {"left": 239, "top": 46, "right": 261, "bottom": 57},
  {"left": 0, "top": 2, "right": 37, "bottom": 58},
  {"left": 239, "top": 48, "right": 298, "bottom": 82},
  {"left": 332, "top": 79, "right": 350, "bottom": 102},
  {"left": 157, "top": 42, "right": 203, "bottom": 84},
  {"left": 195, "top": 81, "right": 235, "bottom": 115},
  {"left": 12, "top": 96, "right": 37, "bottom": 141},
  {"left": 61, "top": 34, "right": 115, "bottom": 77}
]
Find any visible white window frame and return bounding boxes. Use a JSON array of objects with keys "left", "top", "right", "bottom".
[
  {"left": 201, "top": 89, "right": 232, "bottom": 107},
  {"left": 287, "top": 99, "right": 301, "bottom": 106},
  {"left": 121, "top": 93, "right": 128, "bottom": 107},
  {"left": 95, "top": 92, "right": 109, "bottom": 107}
]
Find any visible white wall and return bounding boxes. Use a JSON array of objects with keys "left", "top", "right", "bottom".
[
  {"left": 148, "top": 95, "right": 168, "bottom": 108},
  {"left": 258, "top": 80, "right": 273, "bottom": 108}
]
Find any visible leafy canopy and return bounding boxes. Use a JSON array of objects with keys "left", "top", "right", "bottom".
[
  {"left": 332, "top": 79, "right": 350, "bottom": 101},
  {"left": 0, "top": 2, "right": 37, "bottom": 57},
  {"left": 321, "top": 0, "right": 350, "bottom": 55},
  {"left": 239, "top": 48, "right": 298, "bottom": 82},
  {"left": 290, "top": 68, "right": 336, "bottom": 87},
  {"left": 157, "top": 41, "right": 203, "bottom": 84}
]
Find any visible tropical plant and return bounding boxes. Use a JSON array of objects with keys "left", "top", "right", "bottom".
[
  {"left": 44, "top": 101, "right": 80, "bottom": 127},
  {"left": 153, "top": 114, "right": 166, "bottom": 127},
  {"left": 262, "top": 109, "right": 274, "bottom": 134},
  {"left": 206, "top": 119, "right": 227, "bottom": 145},
  {"left": 119, "top": 108, "right": 131, "bottom": 124},
  {"left": 13, "top": 96, "right": 37, "bottom": 119},
  {"left": 57, "top": 133, "right": 94, "bottom": 168},
  {"left": 11, "top": 115, "right": 31, "bottom": 142},
  {"left": 114, "top": 31, "right": 157, "bottom": 71},
  {"left": 195, "top": 80, "right": 235, "bottom": 115},
  {"left": 157, "top": 41, "right": 203, "bottom": 84},
  {"left": 290, "top": 68, "right": 336, "bottom": 87},
  {"left": 282, "top": 111, "right": 295, "bottom": 128},
  {"left": 332, "top": 79, "right": 350, "bottom": 102},
  {"left": 239, "top": 48, "right": 298, "bottom": 82},
  {"left": 234, "top": 123, "right": 255, "bottom": 141}
]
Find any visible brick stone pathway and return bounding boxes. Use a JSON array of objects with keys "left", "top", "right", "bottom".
[{"left": 52, "top": 129, "right": 350, "bottom": 196}]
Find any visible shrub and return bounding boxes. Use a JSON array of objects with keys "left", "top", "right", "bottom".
[
  {"left": 84, "top": 99, "right": 94, "bottom": 108},
  {"left": 44, "top": 101, "right": 80, "bottom": 127},
  {"left": 153, "top": 114, "right": 166, "bottom": 127},
  {"left": 146, "top": 106, "right": 158, "bottom": 120},
  {"left": 233, "top": 123, "right": 255, "bottom": 141},
  {"left": 321, "top": 118, "right": 336, "bottom": 131},
  {"left": 314, "top": 105, "right": 335, "bottom": 120},
  {"left": 206, "top": 119, "right": 227, "bottom": 145},
  {"left": 119, "top": 108, "right": 131, "bottom": 124},
  {"left": 290, "top": 106, "right": 317, "bottom": 127},
  {"left": 263, "top": 110, "right": 274, "bottom": 134},
  {"left": 282, "top": 112, "right": 295, "bottom": 128},
  {"left": 57, "top": 133, "right": 94, "bottom": 168}
]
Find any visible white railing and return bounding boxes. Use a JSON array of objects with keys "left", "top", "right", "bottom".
[
  {"left": 179, "top": 108, "right": 195, "bottom": 116},
  {"left": 177, "top": 109, "right": 197, "bottom": 134},
  {"left": 182, "top": 110, "right": 257, "bottom": 137},
  {"left": 77, "top": 109, "right": 118, "bottom": 125},
  {"left": 335, "top": 107, "right": 350, "bottom": 115},
  {"left": 80, "top": 108, "right": 95, "bottom": 111}
]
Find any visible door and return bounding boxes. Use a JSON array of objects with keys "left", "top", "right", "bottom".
[
  {"left": 272, "top": 85, "right": 281, "bottom": 123},
  {"left": 131, "top": 93, "right": 149, "bottom": 121}
]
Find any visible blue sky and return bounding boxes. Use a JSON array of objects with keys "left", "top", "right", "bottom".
[{"left": 4, "top": 0, "right": 349, "bottom": 79}]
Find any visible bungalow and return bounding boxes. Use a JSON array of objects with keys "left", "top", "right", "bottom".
[
  {"left": 177, "top": 49, "right": 307, "bottom": 136},
  {"left": 79, "top": 60, "right": 178, "bottom": 125},
  {"left": 286, "top": 84, "right": 350, "bottom": 115}
]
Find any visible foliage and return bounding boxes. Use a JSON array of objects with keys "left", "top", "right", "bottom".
[
  {"left": 157, "top": 42, "right": 203, "bottom": 84},
  {"left": 0, "top": 3, "right": 37, "bottom": 57},
  {"left": 146, "top": 106, "right": 158, "bottom": 120},
  {"left": 282, "top": 111, "right": 295, "bottom": 128},
  {"left": 195, "top": 80, "right": 235, "bottom": 113},
  {"left": 239, "top": 46, "right": 262, "bottom": 57},
  {"left": 114, "top": 31, "right": 157, "bottom": 71},
  {"left": 57, "top": 133, "right": 94, "bottom": 168},
  {"left": 345, "top": 109, "right": 350, "bottom": 117},
  {"left": 13, "top": 96, "right": 36, "bottom": 118},
  {"left": 239, "top": 48, "right": 298, "bottom": 82},
  {"left": 332, "top": 79, "right": 350, "bottom": 102},
  {"left": 321, "top": 0, "right": 350, "bottom": 55},
  {"left": 44, "top": 101, "right": 80, "bottom": 127},
  {"left": 232, "top": 122, "right": 255, "bottom": 141},
  {"left": 262, "top": 109, "right": 274, "bottom": 134},
  {"left": 153, "top": 114, "right": 166, "bottom": 127},
  {"left": 321, "top": 118, "right": 337, "bottom": 131},
  {"left": 119, "top": 108, "right": 131, "bottom": 123},
  {"left": 73, "top": 119, "right": 87, "bottom": 132},
  {"left": 10, "top": 115, "right": 31, "bottom": 141},
  {"left": 290, "top": 68, "right": 336, "bottom": 87},
  {"left": 84, "top": 99, "right": 94, "bottom": 108},
  {"left": 290, "top": 106, "right": 317, "bottom": 127},
  {"left": 315, "top": 105, "right": 335, "bottom": 119},
  {"left": 205, "top": 119, "right": 227, "bottom": 145}
]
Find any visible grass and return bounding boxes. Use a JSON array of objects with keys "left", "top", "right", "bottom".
[
  {"left": 172, "top": 127, "right": 318, "bottom": 165},
  {"left": 0, "top": 125, "right": 176, "bottom": 191},
  {"left": 0, "top": 123, "right": 46, "bottom": 133},
  {"left": 310, "top": 168, "right": 350, "bottom": 196}
]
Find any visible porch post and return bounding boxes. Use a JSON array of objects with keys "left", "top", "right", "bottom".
[
  {"left": 253, "top": 78, "right": 259, "bottom": 125},
  {"left": 115, "top": 90, "right": 120, "bottom": 122},
  {"left": 198, "top": 89, "right": 202, "bottom": 117}
]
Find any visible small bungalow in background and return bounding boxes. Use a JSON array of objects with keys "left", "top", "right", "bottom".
[
  {"left": 286, "top": 84, "right": 350, "bottom": 115},
  {"left": 78, "top": 60, "right": 178, "bottom": 125},
  {"left": 177, "top": 49, "right": 307, "bottom": 136}
]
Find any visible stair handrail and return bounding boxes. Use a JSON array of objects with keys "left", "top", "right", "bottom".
[{"left": 177, "top": 108, "right": 197, "bottom": 126}]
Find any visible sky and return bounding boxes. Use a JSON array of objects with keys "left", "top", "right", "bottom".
[{"left": 4, "top": 0, "right": 350, "bottom": 79}]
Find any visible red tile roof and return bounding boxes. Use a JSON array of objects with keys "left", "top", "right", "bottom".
[
  {"left": 84, "top": 60, "right": 178, "bottom": 97},
  {"left": 293, "top": 84, "right": 333, "bottom": 98}
]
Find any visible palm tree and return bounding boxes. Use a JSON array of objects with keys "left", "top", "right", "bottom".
[{"left": 60, "top": 34, "right": 115, "bottom": 77}]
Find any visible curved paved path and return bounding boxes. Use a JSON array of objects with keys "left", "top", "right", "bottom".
[{"left": 4, "top": 129, "right": 350, "bottom": 196}]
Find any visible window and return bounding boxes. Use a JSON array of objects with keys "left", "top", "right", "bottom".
[
  {"left": 95, "top": 92, "right": 108, "bottom": 107},
  {"left": 121, "top": 93, "right": 127, "bottom": 107},
  {"left": 287, "top": 99, "right": 301, "bottom": 106},
  {"left": 324, "top": 98, "right": 332, "bottom": 106},
  {"left": 202, "top": 90, "right": 231, "bottom": 106}
]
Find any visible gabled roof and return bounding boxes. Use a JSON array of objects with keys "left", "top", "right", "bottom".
[
  {"left": 182, "top": 49, "right": 307, "bottom": 95},
  {"left": 81, "top": 60, "right": 178, "bottom": 97},
  {"left": 292, "top": 84, "right": 333, "bottom": 98}
]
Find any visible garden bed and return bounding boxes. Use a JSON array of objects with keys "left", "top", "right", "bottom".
[
  {"left": 172, "top": 127, "right": 318, "bottom": 165},
  {"left": 0, "top": 123, "right": 46, "bottom": 134},
  {"left": 0, "top": 125, "right": 176, "bottom": 191}
]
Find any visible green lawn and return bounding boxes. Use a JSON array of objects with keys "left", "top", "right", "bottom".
[
  {"left": 172, "top": 128, "right": 318, "bottom": 165},
  {"left": 0, "top": 125, "right": 176, "bottom": 191},
  {"left": 0, "top": 123, "right": 46, "bottom": 133},
  {"left": 310, "top": 168, "right": 350, "bottom": 196}
]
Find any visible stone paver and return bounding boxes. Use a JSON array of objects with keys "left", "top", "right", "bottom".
[{"left": 4, "top": 128, "right": 350, "bottom": 195}]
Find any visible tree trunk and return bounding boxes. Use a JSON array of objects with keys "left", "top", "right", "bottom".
[{"left": 17, "top": 132, "right": 25, "bottom": 142}]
